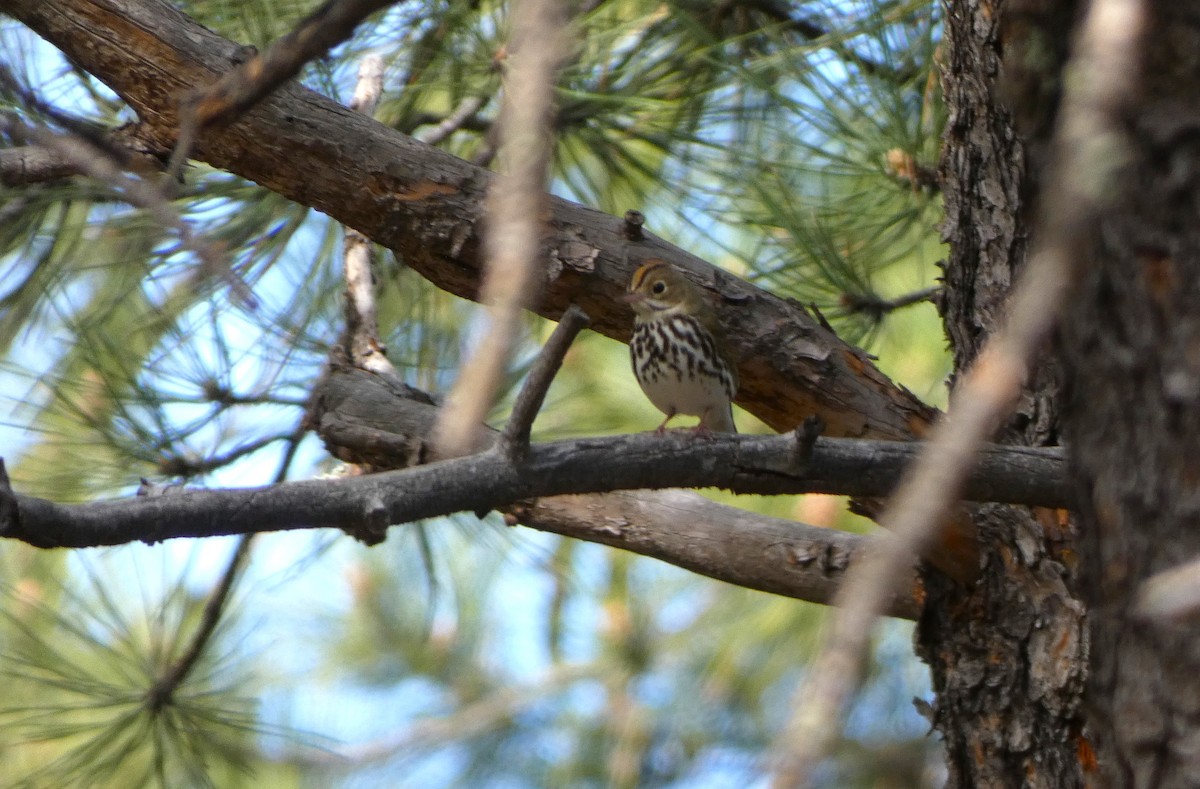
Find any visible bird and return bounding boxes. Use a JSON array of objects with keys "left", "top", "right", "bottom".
[{"left": 623, "top": 259, "right": 738, "bottom": 433}]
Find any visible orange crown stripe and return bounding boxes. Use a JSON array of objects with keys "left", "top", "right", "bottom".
[{"left": 629, "top": 259, "right": 669, "bottom": 291}]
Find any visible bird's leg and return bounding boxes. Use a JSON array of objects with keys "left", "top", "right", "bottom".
[{"left": 655, "top": 410, "right": 677, "bottom": 435}]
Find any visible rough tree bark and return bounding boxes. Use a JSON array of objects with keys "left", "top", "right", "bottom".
[
  {"left": 1059, "top": 4, "right": 1200, "bottom": 785},
  {"left": 921, "top": 0, "right": 1088, "bottom": 785}
]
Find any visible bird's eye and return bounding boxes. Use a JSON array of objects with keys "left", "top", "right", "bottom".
[{"left": 651, "top": 281, "right": 666, "bottom": 295}]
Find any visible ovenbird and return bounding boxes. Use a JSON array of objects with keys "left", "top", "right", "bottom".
[{"left": 623, "top": 259, "right": 738, "bottom": 433}]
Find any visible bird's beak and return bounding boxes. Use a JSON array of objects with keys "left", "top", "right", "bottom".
[{"left": 619, "top": 292, "right": 642, "bottom": 305}]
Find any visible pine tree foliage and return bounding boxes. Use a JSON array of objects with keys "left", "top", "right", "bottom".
[{"left": 0, "top": 0, "right": 949, "bottom": 785}]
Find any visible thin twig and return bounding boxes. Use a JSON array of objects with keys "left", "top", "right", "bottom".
[
  {"left": 432, "top": 0, "right": 569, "bottom": 458},
  {"left": 500, "top": 305, "right": 591, "bottom": 458},
  {"left": 144, "top": 426, "right": 306, "bottom": 711},
  {"left": 0, "top": 63, "right": 158, "bottom": 174},
  {"left": 157, "top": 432, "right": 293, "bottom": 477},
  {"left": 341, "top": 55, "right": 398, "bottom": 376},
  {"left": 166, "top": 0, "right": 397, "bottom": 183},
  {"left": 418, "top": 95, "right": 488, "bottom": 145},
  {"left": 145, "top": 534, "right": 253, "bottom": 711},
  {"left": 6, "top": 120, "right": 184, "bottom": 236},
  {"left": 768, "top": 0, "right": 1147, "bottom": 785},
  {"left": 840, "top": 286, "right": 939, "bottom": 321}
]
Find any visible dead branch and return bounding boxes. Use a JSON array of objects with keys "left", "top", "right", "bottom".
[
  {"left": 499, "top": 304, "right": 590, "bottom": 458},
  {"left": 2, "top": 432, "right": 1068, "bottom": 551},
  {"left": 341, "top": 54, "right": 397, "bottom": 376}
]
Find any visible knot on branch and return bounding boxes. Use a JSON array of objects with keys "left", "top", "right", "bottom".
[
  {"left": 791, "top": 415, "right": 825, "bottom": 470},
  {"left": 622, "top": 209, "right": 645, "bottom": 241},
  {"left": 343, "top": 495, "right": 389, "bottom": 546},
  {"left": 785, "top": 539, "right": 854, "bottom": 576}
]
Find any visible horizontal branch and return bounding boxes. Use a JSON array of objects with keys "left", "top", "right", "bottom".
[
  {"left": 0, "top": 144, "right": 81, "bottom": 184},
  {"left": 1, "top": 433, "right": 1068, "bottom": 551},
  {"left": 310, "top": 364, "right": 923, "bottom": 616},
  {"left": 507, "top": 492, "right": 923, "bottom": 620}
]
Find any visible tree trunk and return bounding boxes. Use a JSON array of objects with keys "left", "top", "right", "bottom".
[
  {"left": 1059, "top": 5, "right": 1200, "bottom": 785},
  {"left": 921, "top": 0, "right": 1088, "bottom": 785}
]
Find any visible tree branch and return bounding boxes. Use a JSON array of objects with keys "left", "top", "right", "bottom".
[
  {"left": 416, "top": 95, "right": 488, "bottom": 145},
  {"left": 0, "top": 111, "right": 223, "bottom": 274},
  {"left": 840, "top": 287, "right": 940, "bottom": 322},
  {"left": 504, "top": 491, "right": 922, "bottom": 620},
  {"left": 341, "top": 54, "right": 398, "bottom": 376},
  {"left": 0, "top": 144, "right": 82, "bottom": 184},
  {"left": 499, "top": 304, "right": 590, "bottom": 458},
  {"left": 145, "top": 534, "right": 252, "bottom": 711},
  {"left": 165, "top": 0, "right": 397, "bottom": 180},
  {"left": 2, "top": 433, "right": 1068, "bottom": 551},
  {"left": 0, "top": 61, "right": 166, "bottom": 183}
]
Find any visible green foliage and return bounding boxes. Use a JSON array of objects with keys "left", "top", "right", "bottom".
[
  {"left": 0, "top": 0, "right": 950, "bottom": 786},
  {"left": 0, "top": 554, "right": 286, "bottom": 788}
]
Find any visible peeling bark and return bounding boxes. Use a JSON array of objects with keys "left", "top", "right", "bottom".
[{"left": 923, "top": 0, "right": 1088, "bottom": 786}]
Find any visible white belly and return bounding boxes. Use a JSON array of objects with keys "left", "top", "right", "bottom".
[
  {"left": 639, "top": 365, "right": 729, "bottom": 420},
  {"left": 630, "top": 315, "right": 736, "bottom": 432}
]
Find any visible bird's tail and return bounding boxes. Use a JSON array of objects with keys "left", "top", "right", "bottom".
[{"left": 702, "top": 405, "right": 737, "bottom": 434}]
